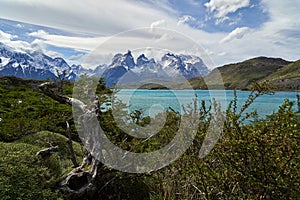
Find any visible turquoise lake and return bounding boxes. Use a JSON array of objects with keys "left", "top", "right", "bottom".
[{"left": 113, "top": 90, "right": 299, "bottom": 120}]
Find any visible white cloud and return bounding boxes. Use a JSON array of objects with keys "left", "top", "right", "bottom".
[
  {"left": 28, "top": 30, "right": 48, "bottom": 38},
  {"left": 150, "top": 20, "right": 166, "bottom": 30},
  {"left": 220, "top": 27, "right": 249, "bottom": 44},
  {"left": 215, "top": 16, "right": 230, "bottom": 25},
  {"left": 205, "top": 0, "right": 250, "bottom": 18},
  {"left": 27, "top": 30, "right": 109, "bottom": 52},
  {"left": 0, "top": 0, "right": 176, "bottom": 35},
  {"left": 0, "top": 30, "right": 33, "bottom": 53},
  {"left": 0, "top": 30, "right": 63, "bottom": 57},
  {"left": 15, "top": 23, "right": 24, "bottom": 28},
  {"left": 0, "top": 30, "right": 17, "bottom": 40},
  {"left": 177, "top": 15, "right": 205, "bottom": 29},
  {"left": 0, "top": 0, "right": 300, "bottom": 68},
  {"left": 30, "top": 39, "right": 46, "bottom": 52},
  {"left": 177, "top": 15, "right": 197, "bottom": 25}
]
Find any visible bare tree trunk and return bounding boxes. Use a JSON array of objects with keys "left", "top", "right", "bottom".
[
  {"left": 66, "top": 121, "right": 79, "bottom": 168},
  {"left": 39, "top": 82, "right": 105, "bottom": 199}
]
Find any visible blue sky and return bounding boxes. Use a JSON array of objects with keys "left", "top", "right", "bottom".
[
  {"left": 167, "top": 0, "right": 269, "bottom": 32},
  {"left": 0, "top": 0, "right": 299, "bottom": 68}
]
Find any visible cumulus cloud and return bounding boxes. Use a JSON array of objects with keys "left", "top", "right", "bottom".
[
  {"left": 0, "top": 30, "right": 63, "bottom": 57},
  {"left": 177, "top": 15, "right": 197, "bottom": 25},
  {"left": 150, "top": 20, "right": 166, "bottom": 30},
  {"left": 220, "top": 27, "right": 249, "bottom": 44},
  {"left": 28, "top": 30, "right": 48, "bottom": 38},
  {"left": 0, "top": 30, "right": 33, "bottom": 53},
  {"left": 0, "top": 30, "right": 17, "bottom": 41},
  {"left": 177, "top": 15, "right": 205, "bottom": 29},
  {"left": 205, "top": 0, "right": 250, "bottom": 18},
  {"left": 15, "top": 23, "right": 24, "bottom": 28}
]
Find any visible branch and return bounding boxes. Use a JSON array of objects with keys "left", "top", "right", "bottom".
[
  {"left": 39, "top": 82, "right": 87, "bottom": 112},
  {"left": 66, "top": 121, "right": 79, "bottom": 168},
  {"left": 36, "top": 146, "right": 59, "bottom": 158}
]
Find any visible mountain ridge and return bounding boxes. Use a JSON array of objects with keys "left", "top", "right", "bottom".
[
  {"left": 0, "top": 44, "right": 210, "bottom": 86},
  {"left": 189, "top": 56, "right": 299, "bottom": 91},
  {"left": 0, "top": 43, "right": 299, "bottom": 90}
]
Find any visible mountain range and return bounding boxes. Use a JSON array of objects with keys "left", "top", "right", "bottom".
[
  {"left": 0, "top": 43, "right": 299, "bottom": 90},
  {"left": 0, "top": 43, "right": 78, "bottom": 80},
  {"left": 0, "top": 43, "right": 210, "bottom": 86}
]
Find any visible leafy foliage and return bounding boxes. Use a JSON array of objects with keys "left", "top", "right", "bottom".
[
  {"left": 0, "top": 76, "right": 299, "bottom": 199},
  {"left": 147, "top": 87, "right": 299, "bottom": 199}
]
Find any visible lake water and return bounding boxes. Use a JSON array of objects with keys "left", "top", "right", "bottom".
[{"left": 113, "top": 90, "right": 299, "bottom": 120}]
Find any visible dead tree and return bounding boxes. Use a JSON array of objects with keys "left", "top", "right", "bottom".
[
  {"left": 66, "top": 121, "right": 79, "bottom": 168},
  {"left": 38, "top": 82, "right": 153, "bottom": 200},
  {"left": 39, "top": 82, "right": 107, "bottom": 199}
]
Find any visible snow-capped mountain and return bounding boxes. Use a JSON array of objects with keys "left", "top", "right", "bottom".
[
  {"left": 0, "top": 44, "right": 211, "bottom": 86},
  {"left": 99, "top": 50, "right": 210, "bottom": 86},
  {"left": 0, "top": 43, "right": 80, "bottom": 80},
  {"left": 161, "top": 53, "right": 210, "bottom": 79}
]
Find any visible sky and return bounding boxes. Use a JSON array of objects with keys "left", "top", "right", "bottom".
[{"left": 0, "top": 0, "right": 300, "bottom": 69}]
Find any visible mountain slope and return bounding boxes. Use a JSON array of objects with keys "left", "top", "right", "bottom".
[
  {"left": 98, "top": 51, "right": 210, "bottom": 86},
  {"left": 0, "top": 44, "right": 211, "bottom": 85},
  {"left": 201, "top": 57, "right": 292, "bottom": 90},
  {"left": 0, "top": 43, "right": 79, "bottom": 80},
  {"left": 104, "top": 56, "right": 299, "bottom": 90},
  {"left": 1, "top": 42, "right": 298, "bottom": 91},
  {"left": 261, "top": 59, "right": 300, "bottom": 90}
]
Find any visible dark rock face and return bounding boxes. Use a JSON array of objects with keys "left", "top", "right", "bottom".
[{"left": 101, "top": 65, "right": 128, "bottom": 86}]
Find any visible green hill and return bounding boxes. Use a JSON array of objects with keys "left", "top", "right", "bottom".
[
  {"left": 202, "top": 57, "right": 291, "bottom": 90},
  {"left": 260, "top": 59, "right": 300, "bottom": 90}
]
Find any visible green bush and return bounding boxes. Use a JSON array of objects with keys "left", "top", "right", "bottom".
[
  {"left": 148, "top": 91, "right": 299, "bottom": 199},
  {"left": 1, "top": 77, "right": 298, "bottom": 199}
]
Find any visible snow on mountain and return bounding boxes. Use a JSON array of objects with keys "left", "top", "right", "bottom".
[
  {"left": 0, "top": 43, "right": 80, "bottom": 80},
  {"left": 161, "top": 53, "right": 209, "bottom": 79},
  {"left": 0, "top": 43, "right": 211, "bottom": 86},
  {"left": 0, "top": 56, "right": 10, "bottom": 67},
  {"left": 100, "top": 51, "right": 211, "bottom": 86}
]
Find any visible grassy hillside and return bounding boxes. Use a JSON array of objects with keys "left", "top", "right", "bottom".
[
  {"left": 0, "top": 131, "right": 83, "bottom": 199},
  {"left": 201, "top": 57, "right": 291, "bottom": 90},
  {"left": 261, "top": 59, "right": 300, "bottom": 90},
  {"left": 0, "top": 77, "right": 84, "bottom": 199}
]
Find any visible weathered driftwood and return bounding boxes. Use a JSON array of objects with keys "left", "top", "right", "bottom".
[
  {"left": 39, "top": 82, "right": 104, "bottom": 199},
  {"left": 36, "top": 145, "right": 59, "bottom": 157},
  {"left": 39, "top": 82, "right": 153, "bottom": 199},
  {"left": 66, "top": 121, "right": 79, "bottom": 168}
]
